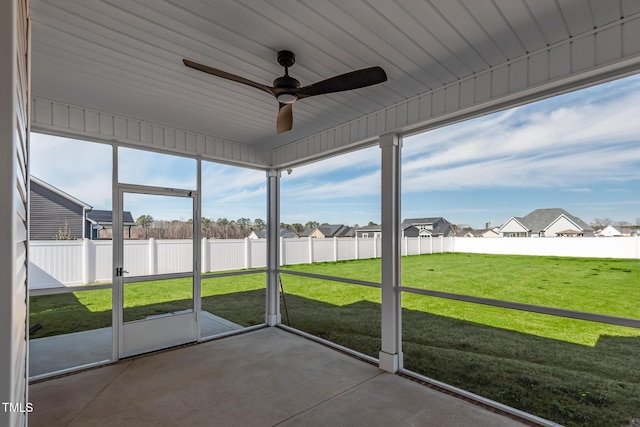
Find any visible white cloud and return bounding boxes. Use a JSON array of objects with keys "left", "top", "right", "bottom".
[
  {"left": 563, "top": 188, "right": 592, "bottom": 193},
  {"left": 401, "top": 81, "right": 640, "bottom": 192}
]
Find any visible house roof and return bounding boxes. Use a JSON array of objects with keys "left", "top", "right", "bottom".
[
  {"left": 556, "top": 229, "right": 583, "bottom": 235},
  {"left": 356, "top": 225, "right": 381, "bottom": 232},
  {"left": 301, "top": 224, "right": 354, "bottom": 238},
  {"left": 464, "top": 228, "right": 500, "bottom": 237},
  {"left": 401, "top": 217, "right": 453, "bottom": 236},
  {"left": 30, "top": 176, "right": 92, "bottom": 210},
  {"left": 251, "top": 229, "right": 297, "bottom": 239},
  {"left": 520, "top": 208, "right": 592, "bottom": 232},
  {"left": 86, "top": 210, "right": 136, "bottom": 225},
  {"left": 401, "top": 218, "right": 448, "bottom": 229}
]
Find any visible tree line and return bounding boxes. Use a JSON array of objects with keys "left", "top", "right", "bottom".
[
  {"left": 134, "top": 216, "right": 327, "bottom": 239},
  {"left": 133, "top": 214, "right": 640, "bottom": 240}
]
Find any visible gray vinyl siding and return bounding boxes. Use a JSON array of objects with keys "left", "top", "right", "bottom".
[
  {"left": 1, "top": 1, "right": 29, "bottom": 425},
  {"left": 30, "top": 181, "right": 85, "bottom": 240}
]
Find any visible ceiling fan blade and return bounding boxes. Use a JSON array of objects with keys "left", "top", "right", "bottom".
[
  {"left": 296, "top": 66, "right": 387, "bottom": 99},
  {"left": 276, "top": 103, "right": 293, "bottom": 134},
  {"left": 183, "top": 59, "right": 274, "bottom": 96}
]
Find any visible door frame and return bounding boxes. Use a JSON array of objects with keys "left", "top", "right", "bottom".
[{"left": 112, "top": 183, "right": 201, "bottom": 358}]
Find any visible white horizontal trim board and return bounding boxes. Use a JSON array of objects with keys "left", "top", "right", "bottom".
[
  {"left": 272, "top": 14, "right": 640, "bottom": 168},
  {"left": 31, "top": 97, "right": 271, "bottom": 168}
]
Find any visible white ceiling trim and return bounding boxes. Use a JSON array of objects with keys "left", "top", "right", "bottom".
[{"left": 30, "top": 97, "right": 271, "bottom": 169}]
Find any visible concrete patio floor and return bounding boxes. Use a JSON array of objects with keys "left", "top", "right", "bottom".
[
  {"left": 29, "top": 327, "right": 532, "bottom": 427},
  {"left": 29, "top": 311, "right": 243, "bottom": 377}
]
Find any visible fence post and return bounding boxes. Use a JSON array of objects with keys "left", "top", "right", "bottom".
[
  {"left": 279, "top": 236, "right": 284, "bottom": 266},
  {"left": 403, "top": 236, "right": 408, "bottom": 256},
  {"left": 244, "top": 237, "right": 250, "bottom": 269},
  {"left": 308, "top": 236, "right": 313, "bottom": 264},
  {"left": 354, "top": 233, "right": 359, "bottom": 260},
  {"left": 148, "top": 238, "right": 157, "bottom": 275},
  {"left": 201, "top": 238, "right": 209, "bottom": 273},
  {"left": 418, "top": 235, "right": 421, "bottom": 255},
  {"left": 333, "top": 236, "right": 338, "bottom": 262},
  {"left": 82, "top": 238, "right": 91, "bottom": 285},
  {"left": 373, "top": 234, "right": 377, "bottom": 258}
]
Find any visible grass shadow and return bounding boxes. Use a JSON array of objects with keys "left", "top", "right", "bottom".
[
  {"left": 281, "top": 291, "right": 640, "bottom": 427},
  {"left": 29, "top": 292, "right": 111, "bottom": 339},
  {"left": 201, "top": 289, "right": 265, "bottom": 327}
]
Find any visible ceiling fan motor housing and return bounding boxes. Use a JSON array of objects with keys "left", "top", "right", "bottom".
[{"left": 277, "top": 50, "right": 296, "bottom": 68}]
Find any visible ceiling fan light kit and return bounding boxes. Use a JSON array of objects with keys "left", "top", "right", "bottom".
[{"left": 184, "top": 50, "right": 387, "bottom": 134}]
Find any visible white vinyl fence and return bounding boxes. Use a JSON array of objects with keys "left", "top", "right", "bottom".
[{"left": 29, "top": 236, "right": 639, "bottom": 289}]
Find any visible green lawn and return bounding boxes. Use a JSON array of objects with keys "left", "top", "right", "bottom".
[{"left": 29, "top": 253, "right": 640, "bottom": 427}]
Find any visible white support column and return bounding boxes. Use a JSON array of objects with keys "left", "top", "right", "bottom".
[
  {"left": 265, "top": 170, "right": 281, "bottom": 326},
  {"left": 379, "top": 133, "right": 402, "bottom": 373}
]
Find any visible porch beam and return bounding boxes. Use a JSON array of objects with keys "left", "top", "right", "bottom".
[
  {"left": 379, "top": 133, "right": 402, "bottom": 372},
  {"left": 265, "top": 169, "right": 281, "bottom": 326}
]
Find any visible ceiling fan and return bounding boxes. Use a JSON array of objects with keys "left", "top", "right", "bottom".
[{"left": 183, "top": 50, "right": 387, "bottom": 134}]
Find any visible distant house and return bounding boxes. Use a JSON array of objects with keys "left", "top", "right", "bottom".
[
  {"left": 30, "top": 177, "right": 136, "bottom": 240},
  {"left": 30, "top": 177, "right": 92, "bottom": 240},
  {"left": 401, "top": 217, "right": 455, "bottom": 238},
  {"left": 463, "top": 228, "right": 500, "bottom": 238},
  {"left": 248, "top": 229, "right": 298, "bottom": 239},
  {"left": 86, "top": 210, "right": 136, "bottom": 239},
  {"left": 499, "top": 208, "right": 594, "bottom": 237},
  {"left": 596, "top": 225, "right": 622, "bottom": 237},
  {"left": 354, "top": 224, "right": 381, "bottom": 238},
  {"left": 300, "top": 224, "right": 354, "bottom": 238}
]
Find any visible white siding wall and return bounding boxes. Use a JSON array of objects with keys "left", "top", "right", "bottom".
[
  {"left": 1, "top": 1, "right": 29, "bottom": 426},
  {"left": 498, "top": 219, "right": 528, "bottom": 234},
  {"left": 545, "top": 216, "right": 582, "bottom": 236}
]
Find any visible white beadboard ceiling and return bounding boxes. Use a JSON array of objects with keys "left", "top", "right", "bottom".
[{"left": 30, "top": 0, "right": 640, "bottom": 159}]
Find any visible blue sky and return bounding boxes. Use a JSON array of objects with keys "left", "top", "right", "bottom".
[{"left": 32, "top": 73, "right": 640, "bottom": 229}]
